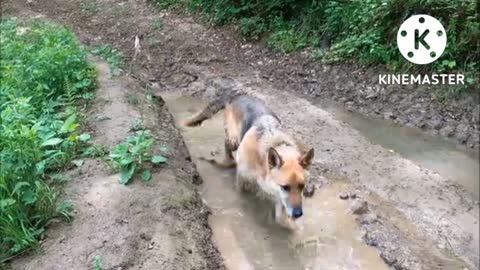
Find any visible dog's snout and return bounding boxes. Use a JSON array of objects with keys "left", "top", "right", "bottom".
[{"left": 292, "top": 207, "right": 303, "bottom": 218}]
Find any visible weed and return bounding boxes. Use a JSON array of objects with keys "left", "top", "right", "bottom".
[
  {"left": 148, "top": 37, "right": 162, "bottom": 48},
  {"left": 91, "top": 44, "right": 123, "bottom": 75},
  {"left": 130, "top": 119, "right": 144, "bottom": 131},
  {"left": 126, "top": 93, "right": 139, "bottom": 105},
  {"left": 109, "top": 130, "right": 167, "bottom": 184},
  {"left": 151, "top": 0, "right": 179, "bottom": 9},
  {"left": 238, "top": 17, "right": 266, "bottom": 41},
  {"left": 94, "top": 255, "right": 102, "bottom": 270},
  {"left": 80, "top": 2, "right": 99, "bottom": 13},
  {"left": 153, "top": 18, "right": 164, "bottom": 30},
  {"left": 81, "top": 144, "right": 109, "bottom": 158},
  {"left": 0, "top": 18, "right": 96, "bottom": 261}
]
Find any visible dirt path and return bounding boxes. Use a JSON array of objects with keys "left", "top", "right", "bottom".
[
  {"left": 8, "top": 61, "right": 222, "bottom": 270},
  {"left": 3, "top": 0, "right": 479, "bottom": 269}
]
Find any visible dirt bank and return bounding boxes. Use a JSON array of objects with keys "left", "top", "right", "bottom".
[
  {"left": 6, "top": 60, "right": 223, "bottom": 270},
  {"left": 3, "top": 0, "right": 479, "bottom": 269}
]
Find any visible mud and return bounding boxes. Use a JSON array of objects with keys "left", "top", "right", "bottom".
[
  {"left": 8, "top": 61, "right": 223, "bottom": 270},
  {"left": 3, "top": 0, "right": 479, "bottom": 269},
  {"left": 164, "top": 94, "right": 390, "bottom": 270}
]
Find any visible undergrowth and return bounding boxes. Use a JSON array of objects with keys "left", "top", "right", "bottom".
[
  {"left": 0, "top": 18, "right": 96, "bottom": 261},
  {"left": 151, "top": 0, "right": 479, "bottom": 96}
]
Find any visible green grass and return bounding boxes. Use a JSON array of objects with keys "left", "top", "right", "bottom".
[
  {"left": 94, "top": 255, "right": 103, "bottom": 270},
  {"left": 0, "top": 18, "right": 96, "bottom": 262},
  {"left": 91, "top": 44, "right": 123, "bottom": 75},
  {"left": 153, "top": 0, "right": 479, "bottom": 96},
  {"left": 109, "top": 130, "right": 167, "bottom": 185}
]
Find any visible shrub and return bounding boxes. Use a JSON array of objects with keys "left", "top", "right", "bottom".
[{"left": 0, "top": 18, "right": 96, "bottom": 261}]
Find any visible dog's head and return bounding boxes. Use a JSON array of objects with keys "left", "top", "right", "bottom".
[{"left": 266, "top": 147, "right": 314, "bottom": 219}]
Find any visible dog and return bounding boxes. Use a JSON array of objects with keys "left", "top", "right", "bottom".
[{"left": 184, "top": 94, "right": 314, "bottom": 227}]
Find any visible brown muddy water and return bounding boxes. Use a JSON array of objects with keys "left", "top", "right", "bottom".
[
  {"left": 326, "top": 106, "right": 480, "bottom": 198},
  {"left": 164, "top": 94, "right": 390, "bottom": 270}
]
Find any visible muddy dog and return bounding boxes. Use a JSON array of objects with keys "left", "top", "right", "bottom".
[{"left": 184, "top": 95, "right": 314, "bottom": 228}]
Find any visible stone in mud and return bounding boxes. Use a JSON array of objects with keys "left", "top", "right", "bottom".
[
  {"left": 359, "top": 213, "right": 378, "bottom": 225},
  {"left": 427, "top": 115, "right": 444, "bottom": 130},
  {"left": 350, "top": 199, "right": 368, "bottom": 215},
  {"left": 380, "top": 250, "right": 398, "bottom": 266},
  {"left": 383, "top": 111, "right": 395, "bottom": 120},
  {"left": 455, "top": 123, "right": 471, "bottom": 144},
  {"left": 303, "top": 182, "right": 315, "bottom": 197},
  {"left": 339, "top": 192, "right": 349, "bottom": 200},
  {"left": 192, "top": 171, "right": 203, "bottom": 185},
  {"left": 316, "top": 175, "right": 329, "bottom": 189},
  {"left": 440, "top": 123, "right": 456, "bottom": 137}
]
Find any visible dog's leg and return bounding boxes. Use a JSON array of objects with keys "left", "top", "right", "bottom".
[{"left": 200, "top": 136, "right": 238, "bottom": 169}]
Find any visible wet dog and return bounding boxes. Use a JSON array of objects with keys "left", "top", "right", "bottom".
[{"left": 184, "top": 95, "right": 314, "bottom": 227}]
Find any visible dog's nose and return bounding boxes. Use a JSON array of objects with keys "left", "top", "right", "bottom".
[{"left": 292, "top": 207, "right": 303, "bottom": 218}]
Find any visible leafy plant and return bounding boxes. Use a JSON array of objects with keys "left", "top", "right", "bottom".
[
  {"left": 0, "top": 18, "right": 96, "bottom": 261},
  {"left": 153, "top": 18, "right": 164, "bottom": 30},
  {"left": 80, "top": 2, "right": 99, "bottom": 13},
  {"left": 109, "top": 130, "right": 167, "bottom": 185},
  {"left": 94, "top": 255, "right": 103, "bottom": 270},
  {"left": 238, "top": 17, "right": 266, "bottom": 41}
]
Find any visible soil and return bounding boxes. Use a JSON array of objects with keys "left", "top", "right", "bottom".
[{"left": 3, "top": 0, "right": 479, "bottom": 270}]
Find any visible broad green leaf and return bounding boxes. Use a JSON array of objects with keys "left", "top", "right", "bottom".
[
  {"left": 120, "top": 156, "right": 134, "bottom": 166},
  {"left": 78, "top": 133, "right": 91, "bottom": 142},
  {"left": 141, "top": 170, "right": 152, "bottom": 182},
  {"left": 151, "top": 155, "right": 167, "bottom": 164},
  {"left": 0, "top": 199, "right": 16, "bottom": 208},
  {"left": 72, "top": 159, "right": 84, "bottom": 167},
  {"left": 22, "top": 189, "right": 37, "bottom": 204},
  {"left": 160, "top": 144, "right": 168, "bottom": 153},
  {"left": 60, "top": 114, "right": 78, "bottom": 133},
  {"left": 119, "top": 164, "right": 136, "bottom": 185},
  {"left": 12, "top": 182, "right": 30, "bottom": 194},
  {"left": 41, "top": 137, "right": 63, "bottom": 146}
]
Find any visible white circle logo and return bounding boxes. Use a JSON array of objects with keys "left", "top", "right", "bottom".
[{"left": 397, "top": 15, "right": 447, "bottom": 65}]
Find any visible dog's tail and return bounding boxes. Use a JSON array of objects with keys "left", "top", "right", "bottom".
[{"left": 184, "top": 92, "right": 242, "bottom": 127}]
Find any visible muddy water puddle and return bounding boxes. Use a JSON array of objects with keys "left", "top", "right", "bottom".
[
  {"left": 325, "top": 105, "right": 480, "bottom": 198},
  {"left": 164, "top": 94, "right": 389, "bottom": 270}
]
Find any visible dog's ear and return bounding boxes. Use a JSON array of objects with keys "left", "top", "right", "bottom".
[
  {"left": 299, "top": 148, "right": 314, "bottom": 168},
  {"left": 268, "top": 147, "right": 283, "bottom": 169}
]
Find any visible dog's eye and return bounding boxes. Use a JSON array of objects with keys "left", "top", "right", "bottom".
[
  {"left": 281, "top": 185, "right": 290, "bottom": 192},
  {"left": 298, "top": 184, "right": 305, "bottom": 191}
]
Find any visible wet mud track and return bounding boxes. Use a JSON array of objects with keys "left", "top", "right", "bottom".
[{"left": 3, "top": 0, "right": 479, "bottom": 269}]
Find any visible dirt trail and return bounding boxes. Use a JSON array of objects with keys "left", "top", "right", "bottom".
[
  {"left": 9, "top": 61, "right": 222, "bottom": 270},
  {"left": 4, "top": 0, "right": 479, "bottom": 269}
]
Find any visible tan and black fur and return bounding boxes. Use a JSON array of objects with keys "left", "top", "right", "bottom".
[{"left": 184, "top": 95, "right": 314, "bottom": 227}]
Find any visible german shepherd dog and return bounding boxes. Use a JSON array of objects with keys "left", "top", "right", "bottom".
[{"left": 184, "top": 95, "right": 314, "bottom": 227}]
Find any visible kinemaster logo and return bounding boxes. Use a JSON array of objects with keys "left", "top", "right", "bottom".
[{"left": 379, "top": 14, "right": 464, "bottom": 86}]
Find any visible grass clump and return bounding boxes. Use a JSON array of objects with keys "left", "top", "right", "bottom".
[
  {"left": 109, "top": 130, "right": 167, "bottom": 185},
  {"left": 0, "top": 18, "right": 96, "bottom": 261}
]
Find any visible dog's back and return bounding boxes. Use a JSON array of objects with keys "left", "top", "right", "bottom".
[{"left": 229, "top": 95, "right": 280, "bottom": 141}]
